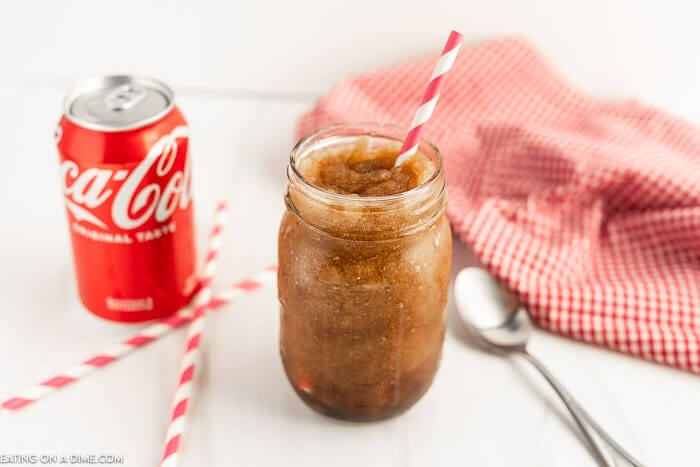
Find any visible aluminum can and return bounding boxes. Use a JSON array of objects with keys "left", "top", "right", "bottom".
[{"left": 56, "top": 75, "right": 196, "bottom": 322}]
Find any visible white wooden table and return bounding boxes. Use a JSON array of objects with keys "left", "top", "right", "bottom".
[{"left": 1, "top": 2, "right": 699, "bottom": 466}]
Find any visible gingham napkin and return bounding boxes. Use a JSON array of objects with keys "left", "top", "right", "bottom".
[{"left": 297, "top": 38, "right": 700, "bottom": 373}]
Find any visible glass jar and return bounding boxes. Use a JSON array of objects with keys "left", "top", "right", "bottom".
[{"left": 278, "top": 123, "right": 452, "bottom": 421}]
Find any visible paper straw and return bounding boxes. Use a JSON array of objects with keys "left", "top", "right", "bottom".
[
  {"left": 394, "top": 30, "right": 463, "bottom": 167},
  {"left": 161, "top": 201, "right": 229, "bottom": 467},
  {"left": 0, "top": 265, "right": 277, "bottom": 414}
]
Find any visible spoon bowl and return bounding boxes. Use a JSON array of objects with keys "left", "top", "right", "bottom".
[{"left": 454, "top": 267, "right": 532, "bottom": 351}]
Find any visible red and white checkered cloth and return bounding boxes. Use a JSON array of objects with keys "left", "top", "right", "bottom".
[{"left": 297, "top": 38, "right": 700, "bottom": 373}]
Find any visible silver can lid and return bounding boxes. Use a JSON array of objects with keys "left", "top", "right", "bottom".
[{"left": 64, "top": 75, "right": 175, "bottom": 131}]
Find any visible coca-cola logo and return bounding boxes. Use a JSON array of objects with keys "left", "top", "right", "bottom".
[{"left": 61, "top": 126, "right": 191, "bottom": 230}]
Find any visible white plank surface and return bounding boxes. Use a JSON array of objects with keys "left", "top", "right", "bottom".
[
  {"left": 0, "top": 83, "right": 697, "bottom": 466},
  {"left": 3, "top": 0, "right": 700, "bottom": 122},
  {"left": 1, "top": 1, "right": 699, "bottom": 465},
  {"left": 1, "top": 0, "right": 639, "bottom": 95}
]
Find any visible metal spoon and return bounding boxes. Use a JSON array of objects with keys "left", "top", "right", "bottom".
[{"left": 454, "top": 267, "right": 644, "bottom": 467}]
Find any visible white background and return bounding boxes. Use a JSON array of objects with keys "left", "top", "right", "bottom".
[{"left": 0, "top": 1, "right": 698, "bottom": 466}]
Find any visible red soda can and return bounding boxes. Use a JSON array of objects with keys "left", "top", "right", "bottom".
[{"left": 56, "top": 75, "right": 197, "bottom": 322}]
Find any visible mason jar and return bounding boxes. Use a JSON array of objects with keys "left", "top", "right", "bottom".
[{"left": 278, "top": 122, "right": 451, "bottom": 421}]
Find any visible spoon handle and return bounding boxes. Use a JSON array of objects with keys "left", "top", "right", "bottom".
[{"left": 520, "top": 350, "right": 644, "bottom": 467}]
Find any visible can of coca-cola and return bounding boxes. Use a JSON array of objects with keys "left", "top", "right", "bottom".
[{"left": 56, "top": 75, "right": 197, "bottom": 323}]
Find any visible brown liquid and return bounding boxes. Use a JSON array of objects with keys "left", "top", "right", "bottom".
[
  {"left": 279, "top": 139, "right": 451, "bottom": 421},
  {"left": 298, "top": 138, "right": 434, "bottom": 196}
]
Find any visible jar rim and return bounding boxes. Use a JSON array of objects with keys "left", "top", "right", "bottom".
[{"left": 288, "top": 122, "right": 444, "bottom": 205}]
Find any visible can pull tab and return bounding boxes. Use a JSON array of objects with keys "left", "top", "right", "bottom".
[{"left": 105, "top": 85, "right": 146, "bottom": 112}]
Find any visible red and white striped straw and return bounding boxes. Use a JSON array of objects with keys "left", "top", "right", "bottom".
[
  {"left": 394, "top": 30, "right": 463, "bottom": 167},
  {"left": 161, "top": 201, "right": 229, "bottom": 467},
  {"left": 0, "top": 265, "right": 277, "bottom": 414}
]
